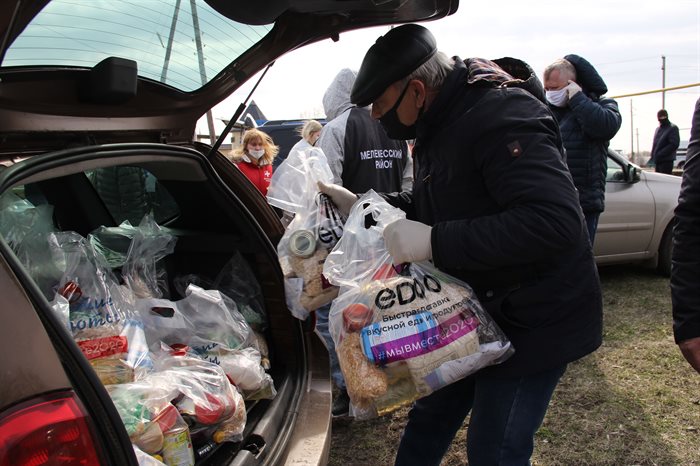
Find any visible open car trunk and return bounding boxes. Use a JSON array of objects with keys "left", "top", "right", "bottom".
[
  {"left": 0, "top": 1, "right": 459, "bottom": 464},
  {"left": 0, "top": 142, "right": 331, "bottom": 465}
]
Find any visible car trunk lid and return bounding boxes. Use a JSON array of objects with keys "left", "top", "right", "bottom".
[{"left": 0, "top": 0, "right": 457, "bottom": 155}]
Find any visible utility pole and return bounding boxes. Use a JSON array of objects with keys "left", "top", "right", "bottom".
[
  {"left": 661, "top": 55, "right": 666, "bottom": 109},
  {"left": 160, "top": 0, "right": 181, "bottom": 83},
  {"left": 635, "top": 128, "right": 640, "bottom": 161},
  {"left": 190, "top": 0, "right": 216, "bottom": 143},
  {"left": 630, "top": 99, "right": 634, "bottom": 160}
]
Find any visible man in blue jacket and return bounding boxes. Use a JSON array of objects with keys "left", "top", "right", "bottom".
[
  {"left": 320, "top": 24, "right": 602, "bottom": 466},
  {"left": 650, "top": 109, "right": 681, "bottom": 174},
  {"left": 543, "top": 56, "right": 622, "bottom": 243}
]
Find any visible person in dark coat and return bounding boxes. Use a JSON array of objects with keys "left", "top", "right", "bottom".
[
  {"left": 650, "top": 109, "right": 681, "bottom": 174},
  {"left": 319, "top": 24, "right": 602, "bottom": 466},
  {"left": 317, "top": 68, "right": 413, "bottom": 193},
  {"left": 671, "top": 97, "right": 700, "bottom": 373},
  {"left": 543, "top": 55, "right": 622, "bottom": 243}
]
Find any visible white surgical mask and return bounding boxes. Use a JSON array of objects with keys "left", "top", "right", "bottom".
[
  {"left": 248, "top": 149, "right": 265, "bottom": 159},
  {"left": 546, "top": 88, "right": 568, "bottom": 107}
]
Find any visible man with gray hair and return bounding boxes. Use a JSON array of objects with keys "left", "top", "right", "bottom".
[
  {"left": 543, "top": 55, "right": 621, "bottom": 243},
  {"left": 319, "top": 24, "right": 602, "bottom": 465}
]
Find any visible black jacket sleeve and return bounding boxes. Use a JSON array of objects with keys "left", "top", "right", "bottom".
[
  {"left": 671, "top": 98, "right": 700, "bottom": 343},
  {"left": 379, "top": 191, "right": 415, "bottom": 218},
  {"left": 568, "top": 93, "right": 622, "bottom": 141}
]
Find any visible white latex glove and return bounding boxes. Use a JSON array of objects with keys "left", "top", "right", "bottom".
[
  {"left": 383, "top": 219, "right": 433, "bottom": 264},
  {"left": 566, "top": 80, "right": 582, "bottom": 99},
  {"left": 317, "top": 181, "right": 358, "bottom": 217}
]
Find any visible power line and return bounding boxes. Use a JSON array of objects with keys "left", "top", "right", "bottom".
[{"left": 610, "top": 82, "right": 700, "bottom": 99}]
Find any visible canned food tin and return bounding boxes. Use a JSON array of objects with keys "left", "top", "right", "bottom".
[
  {"left": 288, "top": 229, "right": 316, "bottom": 258},
  {"left": 162, "top": 425, "right": 195, "bottom": 466}
]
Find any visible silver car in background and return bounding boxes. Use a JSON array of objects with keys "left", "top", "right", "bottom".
[{"left": 595, "top": 150, "right": 681, "bottom": 275}]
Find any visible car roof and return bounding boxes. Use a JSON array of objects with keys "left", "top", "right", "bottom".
[{"left": 0, "top": 0, "right": 457, "bottom": 144}]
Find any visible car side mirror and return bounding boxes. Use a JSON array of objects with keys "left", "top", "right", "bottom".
[{"left": 628, "top": 165, "right": 641, "bottom": 183}]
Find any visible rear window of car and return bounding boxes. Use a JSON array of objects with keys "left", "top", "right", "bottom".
[
  {"left": 2, "top": 0, "right": 272, "bottom": 92},
  {"left": 86, "top": 167, "right": 180, "bottom": 225},
  {"left": 3, "top": 167, "right": 180, "bottom": 227}
]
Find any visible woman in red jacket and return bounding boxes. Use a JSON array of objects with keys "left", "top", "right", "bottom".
[{"left": 231, "top": 128, "right": 279, "bottom": 196}]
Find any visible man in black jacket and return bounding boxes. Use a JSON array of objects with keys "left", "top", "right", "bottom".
[
  {"left": 543, "top": 56, "right": 621, "bottom": 244},
  {"left": 650, "top": 109, "right": 681, "bottom": 174},
  {"left": 671, "top": 98, "right": 700, "bottom": 374},
  {"left": 320, "top": 24, "right": 602, "bottom": 466}
]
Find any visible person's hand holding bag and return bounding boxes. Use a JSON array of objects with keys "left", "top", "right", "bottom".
[
  {"left": 383, "top": 219, "right": 432, "bottom": 264},
  {"left": 317, "top": 181, "right": 358, "bottom": 217}
]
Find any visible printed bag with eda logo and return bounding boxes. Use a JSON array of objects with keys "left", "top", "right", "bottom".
[{"left": 323, "top": 191, "right": 514, "bottom": 419}]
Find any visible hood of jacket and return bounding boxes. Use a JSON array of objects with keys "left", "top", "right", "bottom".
[
  {"left": 322, "top": 68, "right": 358, "bottom": 121},
  {"left": 564, "top": 54, "right": 608, "bottom": 99},
  {"left": 418, "top": 57, "right": 522, "bottom": 138},
  {"left": 492, "top": 56, "right": 547, "bottom": 104}
]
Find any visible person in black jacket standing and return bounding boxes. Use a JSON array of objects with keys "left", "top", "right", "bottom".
[
  {"left": 650, "top": 109, "right": 681, "bottom": 174},
  {"left": 671, "top": 98, "right": 700, "bottom": 373},
  {"left": 320, "top": 24, "right": 602, "bottom": 466},
  {"left": 543, "top": 56, "right": 622, "bottom": 244}
]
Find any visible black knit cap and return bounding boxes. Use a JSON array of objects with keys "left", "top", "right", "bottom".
[{"left": 351, "top": 24, "right": 437, "bottom": 107}]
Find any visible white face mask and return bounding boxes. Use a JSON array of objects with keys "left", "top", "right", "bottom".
[
  {"left": 546, "top": 88, "right": 568, "bottom": 107},
  {"left": 248, "top": 148, "right": 265, "bottom": 159}
]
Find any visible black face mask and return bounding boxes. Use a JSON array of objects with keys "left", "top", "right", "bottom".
[{"left": 379, "top": 82, "right": 420, "bottom": 140}]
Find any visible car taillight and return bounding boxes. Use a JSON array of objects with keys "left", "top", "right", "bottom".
[{"left": 0, "top": 392, "right": 104, "bottom": 466}]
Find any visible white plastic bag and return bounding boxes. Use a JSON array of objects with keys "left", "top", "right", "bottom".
[
  {"left": 0, "top": 193, "right": 61, "bottom": 299},
  {"left": 173, "top": 253, "right": 268, "bottom": 332},
  {"left": 323, "top": 191, "right": 514, "bottom": 419},
  {"left": 137, "top": 285, "right": 275, "bottom": 400},
  {"left": 150, "top": 346, "right": 247, "bottom": 442},
  {"left": 270, "top": 148, "right": 346, "bottom": 319},
  {"left": 120, "top": 213, "right": 177, "bottom": 299},
  {"left": 266, "top": 147, "right": 335, "bottom": 214},
  {"left": 50, "top": 231, "right": 153, "bottom": 384},
  {"left": 136, "top": 284, "right": 253, "bottom": 356}
]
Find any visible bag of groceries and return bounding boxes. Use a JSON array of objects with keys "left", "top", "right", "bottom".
[
  {"left": 49, "top": 231, "right": 153, "bottom": 385},
  {"left": 323, "top": 191, "right": 514, "bottom": 419},
  {"left": 0, "top": 192, "right": 61, "bottom": 300},
  {"left": 268, "top": 147, "right": 346, "bottom": 319}
]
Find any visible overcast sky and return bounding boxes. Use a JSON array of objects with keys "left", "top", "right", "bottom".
[{"left": 203, "top": 0, "right": 700, "bottom": 153}]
